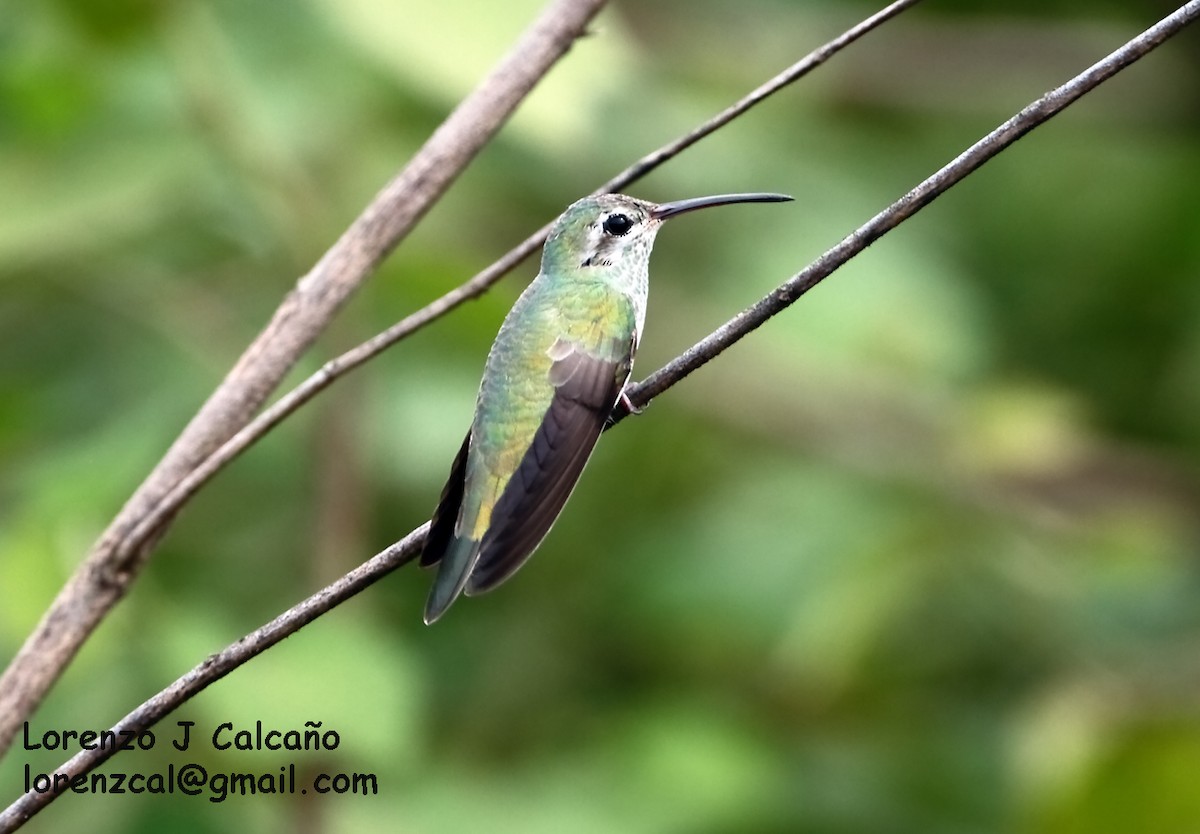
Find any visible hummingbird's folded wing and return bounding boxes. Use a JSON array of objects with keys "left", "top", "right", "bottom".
[{"left": 465, "top": 336, "right": 632, "bottom": 595}]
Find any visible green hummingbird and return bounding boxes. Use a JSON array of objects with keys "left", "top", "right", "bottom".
[{"left": 420, "top": 191, "right": 792, "bottom": 623}]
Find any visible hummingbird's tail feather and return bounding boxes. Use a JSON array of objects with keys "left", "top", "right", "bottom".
[
  {"left": 424, "top": 535, "right": 482, "bottom": 624},
  {"left": 420, "top": 431, "right": 476, "bottom": 624}
]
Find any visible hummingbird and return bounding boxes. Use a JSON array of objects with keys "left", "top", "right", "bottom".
[{"left": 420, "top": 191, "right": 792, "bottom": 623}]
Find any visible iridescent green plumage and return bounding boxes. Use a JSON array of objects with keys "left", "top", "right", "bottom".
[{"left": 420, "top": 191, "right": 791, "bottom": 623}]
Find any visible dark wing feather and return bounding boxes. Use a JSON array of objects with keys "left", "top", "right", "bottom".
[
  {"left": 419, "top": 432, "right": 471, "bottom": 568},
  {"left": 465, "top": 338, "right": 631, "bottom": 594}
]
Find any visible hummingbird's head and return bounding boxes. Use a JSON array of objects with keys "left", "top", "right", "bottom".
[
  {"left": 541, "top": 191, "right": 794, "bottom": 278},
  {"left": 542, "top": 194, "right": 660, "bottom": 276}
]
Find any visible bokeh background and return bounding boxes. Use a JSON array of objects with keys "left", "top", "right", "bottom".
[{"left": 3, "top": 0, "right": 1200, "bottom": 831}]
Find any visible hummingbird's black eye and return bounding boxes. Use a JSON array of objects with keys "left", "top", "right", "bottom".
[{"left": 602, "top": 213, "right": 634, "bottom": 236}]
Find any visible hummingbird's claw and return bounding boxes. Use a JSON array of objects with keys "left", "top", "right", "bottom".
[
  {"left": 604, "top": 391, "right": 642, "bottom": 428},
  {"left": 620, "top": 390, "right": 644, "bottom": 415}
]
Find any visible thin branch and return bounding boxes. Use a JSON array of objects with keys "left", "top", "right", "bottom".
[
  {"left": 592, "top": 0, "right": 922, "bottom": 191},
  {"left": 0, "top": 530, "right": 428, "bottom": 832},
  {"left": 95, "top": 0, "right": 927, "bottom": 626},
  {"left": 3, "top": 3, "right": 1195, "bottom": 829},
  {"left": 613, "top": 0, "right": 1200, "bottom": 420},
  {"left": 0, "top": 0, "right": 608, "bottom": 759}
]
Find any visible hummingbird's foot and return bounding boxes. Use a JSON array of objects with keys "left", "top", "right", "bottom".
[
  {"left": 619, "top": 390, "right": 643, "bottom": 415},
  {"left": 605, "top": 391, "right": 643, "bottom": 428}
]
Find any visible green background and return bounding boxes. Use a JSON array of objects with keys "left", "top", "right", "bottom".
[{"left": 3, "top": 0, "right": 1200, "bottom": 831}]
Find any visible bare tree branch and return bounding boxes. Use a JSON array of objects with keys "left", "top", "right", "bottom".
[
  {"left": 0, "top": 0, "right": 608, "bottom": 759},
  {"left": 3, "top": 3, "right": 1195, "bottom": 829},
  {"left": 611, "top": 0, "right": 1200, "bottom": 422},
  {"left": 98, "top": 0, "right": 927, "bottom": 652},
  {"left": 0, "top": 529, "right": 428, "bottom": 833},
  {"left": 0, "top": 0, "right": 920, "bottom": 767}
]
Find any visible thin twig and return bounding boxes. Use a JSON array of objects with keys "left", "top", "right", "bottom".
[
  {"left": 613, "top": 0, "right": 1200, "bottom": 419},
  {"left": 0, "top": 0, "right": 608, "bottom": 760},
  {"left": 3, "top": 3, "right": 1195, "bottom": 830},
  {"left": 0, "top": 530, "right": 428, "bottom": 832},
  {"left": 102, "top": 0, "right": 926, "bottom": 614}
]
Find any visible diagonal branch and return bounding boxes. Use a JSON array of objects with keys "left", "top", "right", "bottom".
[
  {"left": 0, "top": 0, "right": 608, "bottom": 759},
  {"left": 611, "top": 0, "right": 1200, "bottom": 423},
  {"left": 0, "top": 530, "right": 429, "bottom": 833},
  {"left": 85, "top": 0, "right": 927, "bottom": 638},
  {"left": 3, "top": 2, "right": 1195, "bottom": 829}
]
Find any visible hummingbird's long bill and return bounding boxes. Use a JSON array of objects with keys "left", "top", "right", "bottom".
[
  {"left": 651, "top": 192, "right": 793, "bottom": 220},
  {"left": 419, "top": 190, "right": 792, "bottom": 623}
]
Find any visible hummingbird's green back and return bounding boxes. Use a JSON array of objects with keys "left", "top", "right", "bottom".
[{"left": 465, "top": 275, "right": 637, "bottom": 540}]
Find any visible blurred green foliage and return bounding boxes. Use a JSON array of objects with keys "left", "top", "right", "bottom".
[{"left": 3, "top": 0, "right": 1200, "bottom": 832}]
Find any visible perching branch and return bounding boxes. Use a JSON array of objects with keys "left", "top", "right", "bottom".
[
  {"left": 96, "top": 0, "right": 926, "bottom": 653},
  {"left": 611, "top": 0, "right": 1200, "bottom": 422},
  {"left": 0, "top": 0, "right": 608, "bottom": 760},
  {"left": 2, "top": 3, "right": 1196, "bottom": 830},
  {"left": 0, "top": 0, "right": 920, "bottom": 773},
  {"left": 0, "top": 527, "right": 428, "bottom": 833}
]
